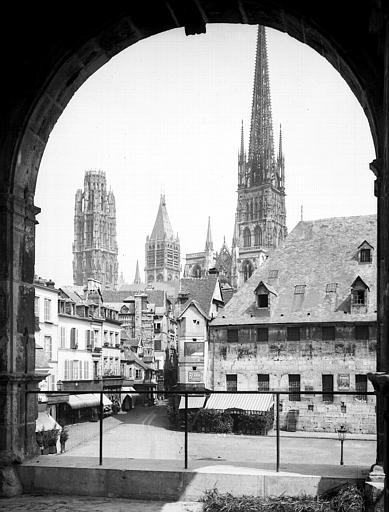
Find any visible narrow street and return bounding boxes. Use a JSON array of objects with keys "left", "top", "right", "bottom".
[{"left": 61, "top": 403, "right": 375, "bottom": 468}]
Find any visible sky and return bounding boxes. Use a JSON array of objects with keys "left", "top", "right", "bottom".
[{"left": 34, "top": 23, "right": 376, "bottom": 287}]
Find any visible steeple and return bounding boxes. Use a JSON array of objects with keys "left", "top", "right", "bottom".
[
  {"left": 248, "top": 26, "right": 275, "bottom": 186},
  {"left": 134, "top": 260, "right": 141, "bottom": 284},
  {"left": 150, "top": 194, "right": 175, "bottom": 241},
  {"left": 205, "top": 217, "right": 213, "bottom": 251},
  {"left": 277, "top": 124, "right": 285, "bottom": 189},
  {"left": 238, "top": 120, "right": 246, "bottom": 187}
]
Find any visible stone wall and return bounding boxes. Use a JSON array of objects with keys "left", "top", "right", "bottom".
[{"left": 208, "top": 324, "right": 376, "bottom": 433}]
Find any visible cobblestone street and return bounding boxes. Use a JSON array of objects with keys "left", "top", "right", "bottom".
[{"left": 0, "top": 495, "right": 202, "bottom": 512}]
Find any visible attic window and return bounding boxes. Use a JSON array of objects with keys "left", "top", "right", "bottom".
[
  {"left": 360, "top": 249, "right": 372, "bottom": 263},
  {"left": 257, "top": 294, "right": 269, "bottom": 308},
  {"left": 294, "top": 285, "right": 306, "bottom": 295},
  {"left": 358, "top": 241, "right": 373, "bottom": 263},
  {"left": 351, "top": 276, "right": 369, "bottom": 308},
  {"left": 268, "top": 270, "right": 278, "bottom": 279},
  {"left": 352, "top": 289, "right": 366, "bottom": 305},
  {"left": 326, "top": 283, "right": 338, "bottom": 293}
]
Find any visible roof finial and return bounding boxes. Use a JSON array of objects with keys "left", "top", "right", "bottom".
[
  {"left": 134, "top": 260, "right": 141, "bottom": 284},
  {"left": 205, "top": 216, "right": 213, "bottom": 251}
]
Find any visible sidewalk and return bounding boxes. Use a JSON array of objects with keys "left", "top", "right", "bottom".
[
  {"left": 0, "top": 495, "right": 203, "bottom": 512},
  {"left": 266, "top": 429, "right": 376, "bottom": 441}
]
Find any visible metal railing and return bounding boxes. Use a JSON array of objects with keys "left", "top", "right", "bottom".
[{"left": 26, "top": 388, "right": 376, "bottom": 471}]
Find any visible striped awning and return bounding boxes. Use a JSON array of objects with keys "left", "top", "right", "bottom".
[
  {"left": 67, "top": 393, "right": 111, "bottom": 409},
  {"left": 205, "top": 393, "right": 273, "bottom": 413},
  {"left": 178, "top": 396, "right": 206, "bottom": 409}
]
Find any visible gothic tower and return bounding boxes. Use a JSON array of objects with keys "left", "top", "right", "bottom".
[
  {"left": 145, "top": 194, "right": 180, "bottom": 282},
  {"left": 232, "top": 26, "right": 287, "bottom": 288},
  {"left": 73, "top": 170, "right": 118, "bottom": 290}
]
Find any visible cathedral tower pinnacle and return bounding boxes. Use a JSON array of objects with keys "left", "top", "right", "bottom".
[
  {"left": 145, "top": 194, "right": 180, "bottom": 283},
  {"left": 232, "top": 26, "right": 287, "bottom": 289},
  {"left": 72, "top": 170, "right": 118, "bottom": 289}
]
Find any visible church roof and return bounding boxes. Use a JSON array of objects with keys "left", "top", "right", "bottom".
[
  {"left": 211, "top": 215, "right": 377, "bottom": 326},
  {"left": 150, "top": 194, "right": 175, "bottom": 241},
  {"left": 102, "top": 289, "right": 166, "bottom": 308}
]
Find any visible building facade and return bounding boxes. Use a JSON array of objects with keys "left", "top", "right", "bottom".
[
  {"left": 73, "top": 170, "right": 119, "bottom": 290},
  {"left": 209, "top": 215, "right": 377, "bottom": 434},
  {"left": 145, "top": 194, "right": 180, "bottom": 283}
]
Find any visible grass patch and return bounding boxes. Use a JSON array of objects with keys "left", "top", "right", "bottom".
[{"left": 201, "top": 483, "right": 365, "bottom": 512}]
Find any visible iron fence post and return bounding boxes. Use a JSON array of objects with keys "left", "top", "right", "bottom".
[
  {"left": 185, "top": 392, "right": 188, "bottom": 469},
  {"left": 276, "top": 393, "right": 280, "bottom": 472},
  {"left": 99, "top": 392, "right": 103, "bottom": 466}
]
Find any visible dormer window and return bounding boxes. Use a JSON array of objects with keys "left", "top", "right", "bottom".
[
  {"left": 358, "top": 241, "right": 373, "bottom": 263},
  {"left": 294, "top": 285, "right": 306, "bottom": 295},
  {"left": 254, "top": 281, "right": 277, "bottom": 309},
  {"left": 351, "top": 276, "right": 369, "bottom": 311}
]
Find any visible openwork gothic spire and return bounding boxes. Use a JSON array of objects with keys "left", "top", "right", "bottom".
[{"left": 248, "top": 25, "right": 275, "bottom": 186}]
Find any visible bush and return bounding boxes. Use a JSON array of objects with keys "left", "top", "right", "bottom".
[
  {"left": 201, "top": 484, "right": 365, "bottom": 512},
  {"left": 202, "top": 488, "right": 332, "bottom": 512},
  {"left": 235, "top": 410, "right": 274, "bottom": 435}
]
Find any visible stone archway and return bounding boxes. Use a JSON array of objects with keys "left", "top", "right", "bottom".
[{"left": 0, "top": 1, "right": 388, "bottom": 501}]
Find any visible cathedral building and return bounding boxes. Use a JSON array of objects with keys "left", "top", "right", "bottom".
[
  {"left": 233, "top": 25, "right": 287, "bottom": 288},
  {"left": 145, "top": 194, "right": 180, "bottom": 283},
  {"left": 73, "top": 170, "right": 119, "bottom": 290},
  {"left": 184, "top": 25, "right": 287, "bottom": 290}
]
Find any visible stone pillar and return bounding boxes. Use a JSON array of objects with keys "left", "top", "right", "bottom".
[
  {"left": 0, "top": 189, "right": 42, "bottom": 496},
  {"left": 368, "top": 17, "right": 389, "bottom": 512}
]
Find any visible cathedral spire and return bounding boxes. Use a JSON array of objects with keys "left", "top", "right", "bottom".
[
  {"left": 150, "top": 194, "right": 174, "bottom": 240},
  {"left": 205, "top": 216, "right": 213, "bottom": 251},
  {"left": 134, "top": 260, "right": 141, "bottom": 284},
  {"left": 277, "top": 124, "right": 285, "bottom": 188},
  {"left": 248, "top": 26, "right": 275, "bottom": 186}
]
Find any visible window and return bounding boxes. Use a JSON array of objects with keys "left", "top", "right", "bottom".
[
  {"left": 226, "top": 374, "right": 237, "bottom": 391},
  {"left": 44, "top": 298, "right": 51, "bottom": 322},
  {"left": 268, "top": 270, "right": 278, "bottom": 279},
  {"left": 294, "top": 285, "right": 306, "bottom": 295},
  {"left": 352, "top": 289, "right": 366, "bottom": 305},
  {"left": 242, "top": 260, "right": 254, "bottom": 282},
  {"left": 115, "top": 333, "right": 119, "bottom": 346},
  {"left": 34, "top": 296, "right": 40, "bottom": 317},
  {"left": 355, "top": 374, "right": 367, "bottom": 401},
  {"left": 288, "top": 374, "right": 300, "bottom": 401},
  {"left": 254, "top": 225, "right": 262, "bottom": 246},
  {"left": 79, "top": 360, "right": 83, "bottom": 379},
  {"left": 72, "top": 361, "right": 79, "bottom": 380},
  {"left": 355, "top": 325, "right": 369, "bottom": 340},
  {"left": 322, "top": 374, "right": 334, "bottom": 402},
  {"left": 258, "top": 374, "right": 269, "bottom": 391},
  {"left": 44, "top": 336, "right": 52, "bottom": 360},
  {"left": 256, "top": 328, "right": 269, "bottom": 342},
  {"left": 154, "top": 339, "right": 162, "bottom": 351},
  {"left": 184, "top": 342, "right": 204, "bottom": 357},
  {"left": 321, "top": 326, "right": 335, "bottom": 341},
  {"left": 135, "top": 369, "right": 142, "bottom": 380},
  {"left": 360, "top": 248, "right": 372, "bottom": 263},
  {"left": 84, "top": 361, "right": 89, "bottom": 380},
  {"left": 227, "top": 329, "right": 239, "bottom": 343},
  {"left": 64, "top": 360, "right": 70, "bottom": 380},
  {"left": 85, "top": 330, "right": 91, "bottom": 347},
  {"left": 287, "top": 327, "right": 300, "bottom": 341},
  {"left": 243, "top": 227, "right": 251, "bottom": 247},
  {"left": 257, "top": 294, "right": 269, "bottom": 308},
  {"left": 60, "top": 327, "right": 66, "bottom": 348},
  {"left": 70, "top": 327, "right": 78, "bottom": 349},
  {"left": 325, "top": 283, "right": 338, "bottom": 293}
]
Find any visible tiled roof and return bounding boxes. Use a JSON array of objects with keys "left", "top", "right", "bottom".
[
  {"left": 212, "top": 215, "right": 377, "bottom": 326},
  {"left": 122, "top": 349, "right": 151, "bottom": 370},
  {"left": 119, "top": 281, "right": 180, "bottom": 298},
  {"left": 102, "top": 289, "right": 166, "bottom": 307},
  {"left": 179, "top": 275, "right": 220, "bottom": 317}
]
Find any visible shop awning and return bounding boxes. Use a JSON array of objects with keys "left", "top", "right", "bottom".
[
  {"left": 67, "top": 393, "right": 111, "bottom": 409},
  {"left": 178, "top": 396, "right": 206, "bottom": 410},
  {"left": 35, "top": 411, "right": 62, "bottom": 433},
  {"left": 205, "top": 393, "right": 273, "bottom": 413}
]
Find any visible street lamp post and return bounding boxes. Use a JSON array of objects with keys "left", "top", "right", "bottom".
[{"left": 337, "top": 425, "right": 347, "bottom": 465}]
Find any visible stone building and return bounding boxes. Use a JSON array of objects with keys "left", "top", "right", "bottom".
[
  {"left": 145, "top": 194, "right": 180, "bottom": 283},
  {"left": 73, "top": 170, "right": 119, "bottom": 290},
  {"left": 209, "top": 215, "right": 377, "bottom": 434},
  {"left": 184, "top": 26, "right": 287, "bottom": 290},
  {"left": 175, "top": 273, "right": 224, "bottom": 390}
]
